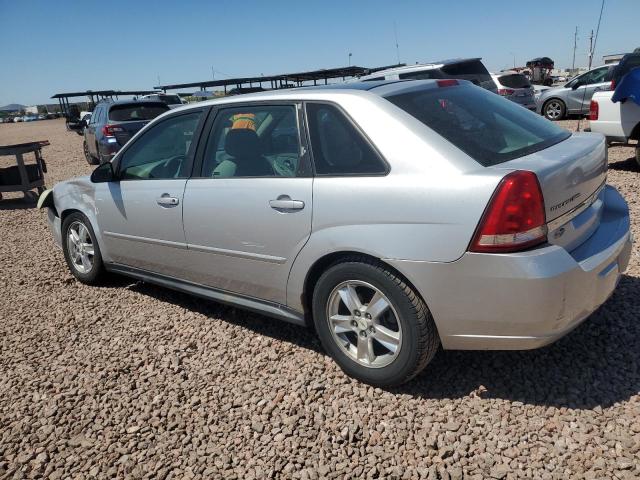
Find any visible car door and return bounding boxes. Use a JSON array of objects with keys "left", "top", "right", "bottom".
[
  {"left": 94, "top": 109, "right": 206, "bottom": 276},
  {"left": 566, "top": 66, "right": 609, "bottom": 114},
  {"left": 181, "top": 102, "right": 313, "bottom": 305}
]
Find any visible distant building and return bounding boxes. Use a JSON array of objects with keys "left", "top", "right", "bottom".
[
  {"left": 603, "top": 53, "right": 624, "bottom": 64},
  {"left": 25, "top": 105, "right": 39, "bottom": 115}
]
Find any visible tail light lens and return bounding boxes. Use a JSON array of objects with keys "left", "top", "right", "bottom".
[
  {"left": 470, "top": 171, "right": 547, "bottom": 253},
  {"left": 102, "top": 124, "right": 124, "bottom": 137},
  {"left": 610, "top": 79, "right": 616, "bottom": 90},
  {"left": 437, "top": 79, "right": 459, "bottom": 88},
  {"left": 589, "top": 100, "right": 599, "bottom": 120},
  {"left": 497, "top": 88, "right": 515, "bottom": 96}
]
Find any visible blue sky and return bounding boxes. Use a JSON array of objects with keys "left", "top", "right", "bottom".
[{"left": 0, "top": 0, "right": 636, "bottom": 105}]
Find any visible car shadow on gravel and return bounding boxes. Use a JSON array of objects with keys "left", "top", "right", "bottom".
[
  {"left": 398, "top": 274, "right": 640, "bottom": 409},
  {"left": 122, "top": 274, "right": 640, "bottom": 410},
  {"left": 608, "top": 156, "right": 639, "bottom": 172}
]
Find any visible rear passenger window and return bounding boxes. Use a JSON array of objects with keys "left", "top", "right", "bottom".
[{"left": 306, "top": 103, "right": 387, "bottom": 175}]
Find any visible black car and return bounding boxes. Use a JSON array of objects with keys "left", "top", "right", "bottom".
[{"left": 83, "top": 100, "right": 169, "bottom": 164}]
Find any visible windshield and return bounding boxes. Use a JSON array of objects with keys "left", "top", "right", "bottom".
[
  {"left": 386, "top": 83, "right": 570, "bottom": 166},
  {"left": 109, "top": 103, "right": 169, "bottom": 121}
]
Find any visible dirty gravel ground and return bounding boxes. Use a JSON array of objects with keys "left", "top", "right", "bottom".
[{"left": 0, "top": 119, "right": 639, "bottom": 479}]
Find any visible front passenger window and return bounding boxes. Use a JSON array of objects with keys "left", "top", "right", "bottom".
[{"left": 118, "top": 112, "right": 201, "bottom": 180}]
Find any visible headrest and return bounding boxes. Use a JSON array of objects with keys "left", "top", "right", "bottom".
[{"left": 225, "top": 128, "right": 261, "bottom": 158}]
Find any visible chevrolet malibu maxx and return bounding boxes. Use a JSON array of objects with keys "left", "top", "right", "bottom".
[{"left": 39, "top": 80, "right": 632, "bottom": 387}]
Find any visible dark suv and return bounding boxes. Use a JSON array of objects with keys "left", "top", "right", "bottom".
[
  {"left": 606, "top": 52, "right": 640, "bottom": 89},
  {"left": 83, "top": 100, "right": 169, "bottom": 164}
]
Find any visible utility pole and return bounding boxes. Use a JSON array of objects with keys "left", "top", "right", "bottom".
[
  {"left": 348, "top": 53, "right": 352, "bottom": 66},
  {"left": 588, "top": 29, "right": 594, "bottom": 70},
  {"left": 572, "top": 26, "right": 578, "bottom": 72},
  {"left": 211, "top": 66, "right": 215, "bottom": 81}
]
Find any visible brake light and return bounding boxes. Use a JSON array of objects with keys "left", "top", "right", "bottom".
[
  {"left": 497, "top": 88, "right": 515, "bottom": 96},
  {"left": 470, "top": 171, "right": 547, "bottom": 253},
  {"left": 589, "top": 100, "right": 599, "bottom": 121},
  {"left": 437, "top": 79, "right": 459, "bottom": 88},
  {"left": 102, "top": 124, "right": 124, "bottom": 137},
  {"left": 610, "top": 79, "right": 616, "bottom": 90}
]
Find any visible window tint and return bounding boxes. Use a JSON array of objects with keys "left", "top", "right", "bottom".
[
  {"left": 306, "top": 103, "right": 387, "bottom": 175},
  {"left": 441, "top": 60, "right": 495, "bottom": 89},
  {"left": 582, "top": 66, "right": 609, "bottom": 85},
  {"left": 201, "top": 105, "right": 301, "bottom": 178},
  {"left": 498, "top": 74, "right": 531, "bottom": 89},
  {"left": 109, "top": 103, "right": 169, "bottom": 121},
  {"left": 386, "top": 84, "right": 570, "bottom": 166},
  {"left": 118, "top": 112, "right": 201, "bottom": 180}
]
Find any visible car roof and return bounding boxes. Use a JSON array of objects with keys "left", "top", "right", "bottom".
[
  {"left": 168, "top": 79, "right": 470, "bottom": 114},
  {"left": 96, "top": 99, "right": 168, "bottom": 107}
]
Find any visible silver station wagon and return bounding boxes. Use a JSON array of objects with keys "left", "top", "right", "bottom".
[{"left": 41, "top": 80, "right": 632, "bottom": 386}]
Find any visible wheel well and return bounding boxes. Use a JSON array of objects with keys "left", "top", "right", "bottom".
[
  {"left": 302, "top": 251, "right": 424, "bottom": 323},
  {"left": 544, "top": 97, "right": 565, "bottom": 108},
  {"left": 60, "top": 208, "right": 83, "bottom": 225},
  {"left": 630, "top": 122, "right": 640, "bottom": 141}
]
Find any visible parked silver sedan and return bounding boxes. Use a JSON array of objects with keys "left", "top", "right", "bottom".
[
  {"left": 536, "top": 64, "right": 616, "bottom": 120},
  {"left": 40, "top": 80, "right": 632, "bottom": 386}
]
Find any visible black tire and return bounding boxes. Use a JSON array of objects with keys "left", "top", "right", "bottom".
[
  {"left": 543, "top": 99, "right": 566, "bottom": 121},
  {"left": 83, "top": 140, "right": 98, "bottom": 165},
  {"left": 636, "top": 146, "right": 640, "bottom": 169},
  {"left": 312, "top": 257, "right": 440, "bottom": 387},
  {"left": 61, "top": 212, "right": 106, "bottom": 285}
]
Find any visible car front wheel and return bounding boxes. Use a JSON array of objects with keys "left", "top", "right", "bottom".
[
  {"left": 543, "top": 99, "right": 566, "bottom": 121},
  {"left": 312, "top": 257, "right": 440, "bottom": 387},
  {"left": 61, "top": 212, "right": 105, "bottom": 284}
]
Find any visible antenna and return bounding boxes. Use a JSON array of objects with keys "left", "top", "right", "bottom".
[
  {"left": 393, "top": 21, "right": 400, "bottom": 64},
  {"left": 588, "top": 0, "right": 605, "bottom": 69},
  {"left": 593, "top": 0, "right": 605, "bottom": 60},
  {"left": 572, "top": 26, "right": 578, "bottom": 72}
]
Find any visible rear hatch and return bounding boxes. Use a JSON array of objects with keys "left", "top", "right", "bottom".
[
  {"left": 108, "top": 102, "right": 169, "bottom": 146},
  {"left": 497, "top": 74, "right": 534, "bottom": 103},
  {"left": 493, "top": 133, "right": 607, "bottom": 251}
]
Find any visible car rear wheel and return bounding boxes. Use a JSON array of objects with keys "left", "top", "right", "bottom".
[
  {"left": 62, "top": 212, "right": 106, "bottom": 285},
  {"left": 83, "top": 140, "right": 98, "bottom": 165},
  {"left": 543, "top": 99, "right": 566, "bottom": 121},
  {"left": 312, "top": 257, "right": 439, "bottom": 387},
  {"left": 636, "top": 146, "right": 640, "bottom": 169}
]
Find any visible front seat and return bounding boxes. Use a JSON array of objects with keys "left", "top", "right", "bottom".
[{"left": 219, "top": 128, "right": 274, "bottom": 177}]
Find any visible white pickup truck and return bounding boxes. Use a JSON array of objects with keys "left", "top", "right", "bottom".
[{"left": 589, "top": 90, "right": 640, "bottom": 165}]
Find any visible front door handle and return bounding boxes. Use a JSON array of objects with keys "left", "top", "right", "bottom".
[
  {"left": 269, "top": 196, "right": 305, "bottom": 210},
  {"left": 157, "top": 193, "right": 179, "bottom": 207}
]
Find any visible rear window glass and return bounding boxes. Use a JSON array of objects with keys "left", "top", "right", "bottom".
[
  {"left": 399, "top": 70, "right": 440, "bottom": 80},
  {"left": 441, "top": 60, "right": 494, "bottom": 89},
  {"left": 159, "top": 95, "right": 182, "bottom": 105},
  {"left": 109, "top": 103, "right": 168, "bottom": 121},
  {"left": 386, "top": 84, "right": 570, "bottom": 166},
  {"left": 498, "top": 74, "right": 531, "bottom": 89}
]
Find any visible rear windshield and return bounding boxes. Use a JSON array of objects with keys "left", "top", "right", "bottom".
[
  {"left": 386, "top": 84, "right": 570, "bottom": 166},
  {"left": 498, "top": 74, "right": 531, "bottom": 89},
  {"left": 158, "top": 95, "right": 182, "bottom": 105},
  {"left": 108, "top": 103, "right": 169, "bottom": 121}
]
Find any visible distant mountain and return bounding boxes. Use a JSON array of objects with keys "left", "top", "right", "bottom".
[{"left": 0, "top": 104, "right": 26, "bottom": 112}]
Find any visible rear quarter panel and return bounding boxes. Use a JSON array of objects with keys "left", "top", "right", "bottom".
[
  {"left": 286, "top": 93, "right": 504, "bottom": 311},
  {"left": 590, "top": 91, "right": 640, "bottom": 140}
]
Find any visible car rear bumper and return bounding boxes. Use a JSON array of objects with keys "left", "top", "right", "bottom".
[{"left": 387, "top": 186, "right": 632, "bottom": 350}]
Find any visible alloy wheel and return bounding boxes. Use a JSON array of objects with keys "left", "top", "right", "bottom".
[
  {"left": 66, "top": 221, "right": 95, "bottom": 274},
  {"left": 545, "top": 101, "right": 563, "bottom": 120},
  {"left": 326, "top": 280, "right": 402, "bottom": 368}
]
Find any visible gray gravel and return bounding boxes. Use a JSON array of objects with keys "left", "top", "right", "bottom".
[{"left": 1, "top": 118, "right": 639, "bottom": 479}]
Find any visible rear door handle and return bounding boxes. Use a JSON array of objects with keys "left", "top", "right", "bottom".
[
  {"left": 269, "top": 196, "right": 305, "bottom": 210},
  {"left": 157, "top": 194, "right": 179, "bottom": 206}
]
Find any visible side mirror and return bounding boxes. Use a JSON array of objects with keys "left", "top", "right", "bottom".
[{"left": 90, "top": 162, "right": 116, "bottom": 183}]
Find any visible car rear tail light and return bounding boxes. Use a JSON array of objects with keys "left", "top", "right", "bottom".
[
  {"left": 470, "top": 170, "right": 547, "bottom": 253},
  {"left": 437, "top": 79, "right": 459, "bottom": 88},
  {"left": 610, "top": 79, "right": 616, "bottom": 90},
  {"left": 102, "top": 124, "right": 124, "bottom": 137},
  {"left": 589, "top": 100, "right": 599, "bottom": 121},
  {"left": 497, "top": 88, "right": 515, "bottom": 96}
]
